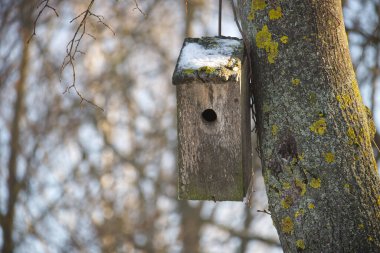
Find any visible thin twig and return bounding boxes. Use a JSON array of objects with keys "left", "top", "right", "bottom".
[
  {"left": 70, "top": 10, "right": 88, "bottom": 23},
  {"left": 257, "top": 209, "right": 271, "bottom": 215},
  {"left": 63, "top": 84, "right": 104, "bottom": 111},
  {"left": 28, "top": 0, "right": 59, "bottom": 43},
  {"left": 60, "top": 0, "right": 115, "bottom": 111},
  {"left": 133, "top": 0, "right": 147, "bottom": 16},
  {"left": 86, "top": 33, "right": 96, "bottom": 40},
  {"left": 90, "top": 12, "right": 115, "bottom": 35}
]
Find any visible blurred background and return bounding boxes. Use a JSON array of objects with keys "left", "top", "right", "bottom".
[{"left": 0, "top": 0, "right": 379, "bottom": 252}]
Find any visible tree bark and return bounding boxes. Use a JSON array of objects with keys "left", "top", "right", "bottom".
[
  {"left": 238, "top": 0, "right": 380, "bottom": 252},
  {"left": 2, "top": 32, "right": 29, "bottom": 253},
  {"left": 179, "top": 201, "right": 202, "bottom": 253},
  {"left": 1, "top": 3, "right": 33, "bottom": 252}
]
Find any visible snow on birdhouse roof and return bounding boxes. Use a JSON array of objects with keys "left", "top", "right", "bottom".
[{"left": 172, "top": 37, "right": 243, "bottom": 85}]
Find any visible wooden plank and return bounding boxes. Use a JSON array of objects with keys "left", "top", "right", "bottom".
[{"left": 177, "top": 81, "right": 244, "bottom": 200}]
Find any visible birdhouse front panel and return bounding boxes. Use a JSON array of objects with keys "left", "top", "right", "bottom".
[{"left": 172, "top": 37, "right": 252, "bottom": 201}]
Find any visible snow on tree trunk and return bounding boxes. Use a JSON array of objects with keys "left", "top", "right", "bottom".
[{"left": 238, "top": 0, "right": 380, "bottom": 251}]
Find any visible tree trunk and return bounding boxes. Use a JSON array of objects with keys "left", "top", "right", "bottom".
[
  {"left": 238, "top": 0, "right": 380, "bottom": 252},
  {"left": 1, "top": 3, "right": 33, "bottom": 252},
  {"left": 2, "top": 31, "right": 29, "bottom": 253},
  {"left": 179, "top": 201, "right": 202, "bottom": 253}
]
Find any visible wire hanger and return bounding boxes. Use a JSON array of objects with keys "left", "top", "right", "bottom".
[{"left": 218, "top": 0, "right": 222, "bottom": 36}]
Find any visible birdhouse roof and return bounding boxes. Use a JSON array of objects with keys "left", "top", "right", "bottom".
[{"left": 172, "top": 36, "right": 243, "bottom": 85}]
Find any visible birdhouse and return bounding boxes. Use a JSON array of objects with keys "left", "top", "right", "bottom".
[{"left": 172, "top": 36, "right": 253, "bottom": 201}]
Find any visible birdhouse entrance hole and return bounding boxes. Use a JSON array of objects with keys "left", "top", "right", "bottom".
[{"left": 202, "top": 109, "right": 217, "bottom": 123}]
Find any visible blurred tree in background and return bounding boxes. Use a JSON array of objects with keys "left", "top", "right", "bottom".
[{"left": 0, "top": 0, "right": 379, "bottom": 252}]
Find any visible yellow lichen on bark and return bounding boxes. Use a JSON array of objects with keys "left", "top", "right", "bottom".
[
  {"left": 269, "top": 7, "right": 282, "bottom": 20},
  {"left": 283, "top": 182, "right": 291, "bottom": 189},
  {"left": 310, "top": 117, "right": 327, "bottom": 135},
  {"left": 295, "top": 179, "right": 307, "bottom": 196},
  {"left": 256, "top": 25, "right": 279, "bottom": 64},
  {"left": 248, "top": 0, "right": 267, "bottom": 20},
  {"left": 310, "top": 178, "right": 321, "bottom": 189},
  {"left": 347, "top": 126, "right": 364, "bottom": 145},
  {"left": 256, "top": 25, "right": 272, "bottom": 48},
  {"left": 324, "top": 152, "right": 335, "bottom": 163},
  {"left": 336, "top": 94, "right": 352, "bottom": 109},
  {"left": 281, "top": 195, "right": 293, "bottom": 209},
  {"left": 267, "top": 42, "right": 279, "bottom": 64},
  {"left": 280, "top": 35, "right": 289, "bottom": 44},
  {"left": 296, "top": 239, "right": 306, "bottom": 250},
  {"left": 365, "top": 106, "right": 376, "bottom": 140},
  {"left": 294, "top": 209, "right": 305, "bottom": 218},
  {"left": 291, "top": 78, "right": 301, "bottom": 86},
  {"left": 281, "top": 216, "right": 294, "bottom": 234},
  {"left": 272, "top": 124, "right": 279, "bottom": 136}
]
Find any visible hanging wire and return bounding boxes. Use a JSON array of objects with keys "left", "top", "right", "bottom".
[{"left": 218, "top": 0, "right": 222, "bottom": 36}]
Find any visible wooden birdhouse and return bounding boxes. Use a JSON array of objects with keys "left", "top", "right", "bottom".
[{"left": 172, "top": 37, "right": 253, "bottom": 201}]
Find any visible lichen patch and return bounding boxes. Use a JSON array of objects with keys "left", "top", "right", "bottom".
[
  {"left": 324, "top": 152, "right": 335, "bottom": 163},
  {"left": 291, "top": 78, "right": 301, "bottom": 86},
  {"left": 269, "top": 7, "right": 283, "bottom": 20},
  {"left": 280, "top": 35, "right": 289, "bottom": 44},
  {"left": 296, "top": 239, "right": 306, "bottom": 250},
  {"left": 310, "top": 178, "right": 321, "bottom": 189},
  {"left": 283, "top": 182, "right": 291, "bottom": 189},
  {"left": 310, "top": 117, "right": 327, "bottom": 135},
  {"left": 272, "top": 124, "right": 279, "bottom": 136},
  {"left": 295, "top": 179, "right": 307, "bottom": 196},
  {"left": 281, "top": 195, "right": 293, "bottom": 209},
  {"left": 336, "top": 94, "right": 352, "bottom": 110},
  {"left": 248, "top": 0, "right": 266, "bottom": 20},
  {"left": 281, "top": 216, "right": 294, "bottom": 234},
  {"left": 294, "top": 208, "right": 305, "bottom": 218},
  {"left": 256, "top": 25, "right": 279, "bottom": 64}
]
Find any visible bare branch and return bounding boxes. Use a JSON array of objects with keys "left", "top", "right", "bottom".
[
  {"left": 86, "top": 33, "right": 96, "bottom": 40},
  {"left": 28, "top": 0, "right": 59, "bottom": 43},
  {"left": 60, "top": 0, "right": 115, "bottom": 111},
  {"left": 70, "top": 10, "right": 88, "bottom": 23},
  {"left": 89, "top": 11, "right": 115, "bottom": 35},
  {"left": 63, "top": 84, "right": 104, "bottom": 111},
  {"left": 133, "top": 0, "right": 147, "bottom": 17}
]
